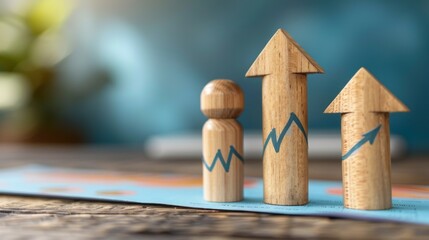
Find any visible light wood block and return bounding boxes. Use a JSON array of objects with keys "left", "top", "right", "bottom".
[
  {"left": 325, "top": 67, "right": 409, "bottom": 210},
  {"left": 246, "top": 29, "right": 323, "bottom": 205},
  {"left": 201, "top": 79, "right": 244, "bottom": 202}
]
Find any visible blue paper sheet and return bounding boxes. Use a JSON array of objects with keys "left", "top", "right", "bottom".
[{"left": 0, "top": 165, "right": 427, "bottom": 225}]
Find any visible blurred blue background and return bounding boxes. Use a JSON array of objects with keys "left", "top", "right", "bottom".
[{"left": 0, "top": 0, "right": 428, "bottom": 153}]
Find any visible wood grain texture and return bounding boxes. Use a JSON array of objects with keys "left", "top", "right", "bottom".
[
  {"left": 341, "top": 112, "right": 391, "bottom": 209},
  {"left": 201, "top": 80, "right": 244, "bottom": 202},
  {"left": 325, "top": 68, "right": 409, "bottom": 113},
  {"left": 201, "top": 79, "right": 244, "bottom": 119},
  {"left": 0, "top": 195, "right": 428, "bottom": 240},
  {"left": 0, "top": 147, "right": 427, "bottom": 239},
  {"left": 202, "top": 119, "right": 243, "bottom": 202},
  {"left": 325, "top": 68, "right": 409, "bottom": 210},
  {"left": 246, "top": 29, "right": 323, "bottom": 205}
]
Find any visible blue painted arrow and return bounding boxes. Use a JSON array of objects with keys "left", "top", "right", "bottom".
[
  {"left": 342, "top": 124, "right": 382, "bottom": 161},
  {"left": 263, "top": 112, "right": 307, "bottom": 155},
  {"left": 202, "top": 145, "right": 244, "bottom": 172}
]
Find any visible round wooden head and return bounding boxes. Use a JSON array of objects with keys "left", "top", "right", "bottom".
[{"left": 201, "top": 79, "right": 244, "bottom": 119}]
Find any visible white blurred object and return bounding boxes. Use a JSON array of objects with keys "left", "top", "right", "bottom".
[
  {"left": 0, "top": 73, "right": 29, "bottom": 110},
  {"left": 144, "top": 131, "right": 407, "bottom": 160}
]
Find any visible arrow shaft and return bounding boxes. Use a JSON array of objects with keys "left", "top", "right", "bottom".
[
  {"left": 341, "top": 112, "right": 392, "bottom": 210},
  {"left": 262, "top": 73, "right": 307, "bottom": 123},
  {"left": 262, "top": 73, "right": 308, "bottom": 205}
]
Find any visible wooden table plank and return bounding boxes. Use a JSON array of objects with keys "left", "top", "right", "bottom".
[{"left": 0, "top": 195, "right": 428, "bottom": 240}]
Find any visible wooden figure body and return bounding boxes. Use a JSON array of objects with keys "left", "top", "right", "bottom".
[
  {"left": 201, "top": 79, "right": 244, "bottom": 202},
  {"left": 246, "top": 29, "right": 323, "bottom": 205},
  {"left": 325, "top": 67, "right": 409, "bottom": 210}
]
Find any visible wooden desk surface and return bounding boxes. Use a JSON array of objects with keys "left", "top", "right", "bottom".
[{"left": 0, "top": 146, "right": 428, "bottom": 239}]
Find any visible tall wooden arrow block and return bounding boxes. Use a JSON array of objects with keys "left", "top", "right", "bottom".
[
  {"left": 325, "top": 67, "right": 409, "bottom": 210},
  {"left": 246, "top": 29, "right": 323, "bottom": 205}
]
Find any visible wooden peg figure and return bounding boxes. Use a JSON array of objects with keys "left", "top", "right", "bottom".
[{"left": 201, "top": 79, "right": 244, "bottom": 202}]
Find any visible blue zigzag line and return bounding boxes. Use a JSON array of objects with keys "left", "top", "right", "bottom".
[
  {"left": 202, "top": 145, "right": 244, "bottom": 172},
  {"left": 263, "top": 112, "right": 307, "bottom": 155}
]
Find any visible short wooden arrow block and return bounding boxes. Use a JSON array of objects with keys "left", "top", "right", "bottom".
[{"left": 325, "top": 67, "right": 409, "bottom": 210}]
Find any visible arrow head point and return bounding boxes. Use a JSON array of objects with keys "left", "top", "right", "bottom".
[
  {"left": 357, "top": 67, "right": 369, "bottom": 73},
  {"left": 324, "top": 68, "right": 409, "bottom": 113},
  {"left": 245, "top": 28, "right": 323, "bottom": 77},
  {"left": 364, "top": 125, "right": 382, "bottom": 144}
]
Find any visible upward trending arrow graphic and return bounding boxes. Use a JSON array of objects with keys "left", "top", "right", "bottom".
[
  {"left": 246, "top": 29, "right": 323, "bottom": 206},
  {"left": 341, "top": 124, "right": 381, "bottom": 160},
  {"left": 324, "top": 67, "right": 409, "bottom": 210}
]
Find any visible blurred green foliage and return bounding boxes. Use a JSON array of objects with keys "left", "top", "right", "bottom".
[{"left": 0, "top": 0, "right": 74, "bottom": 142}]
